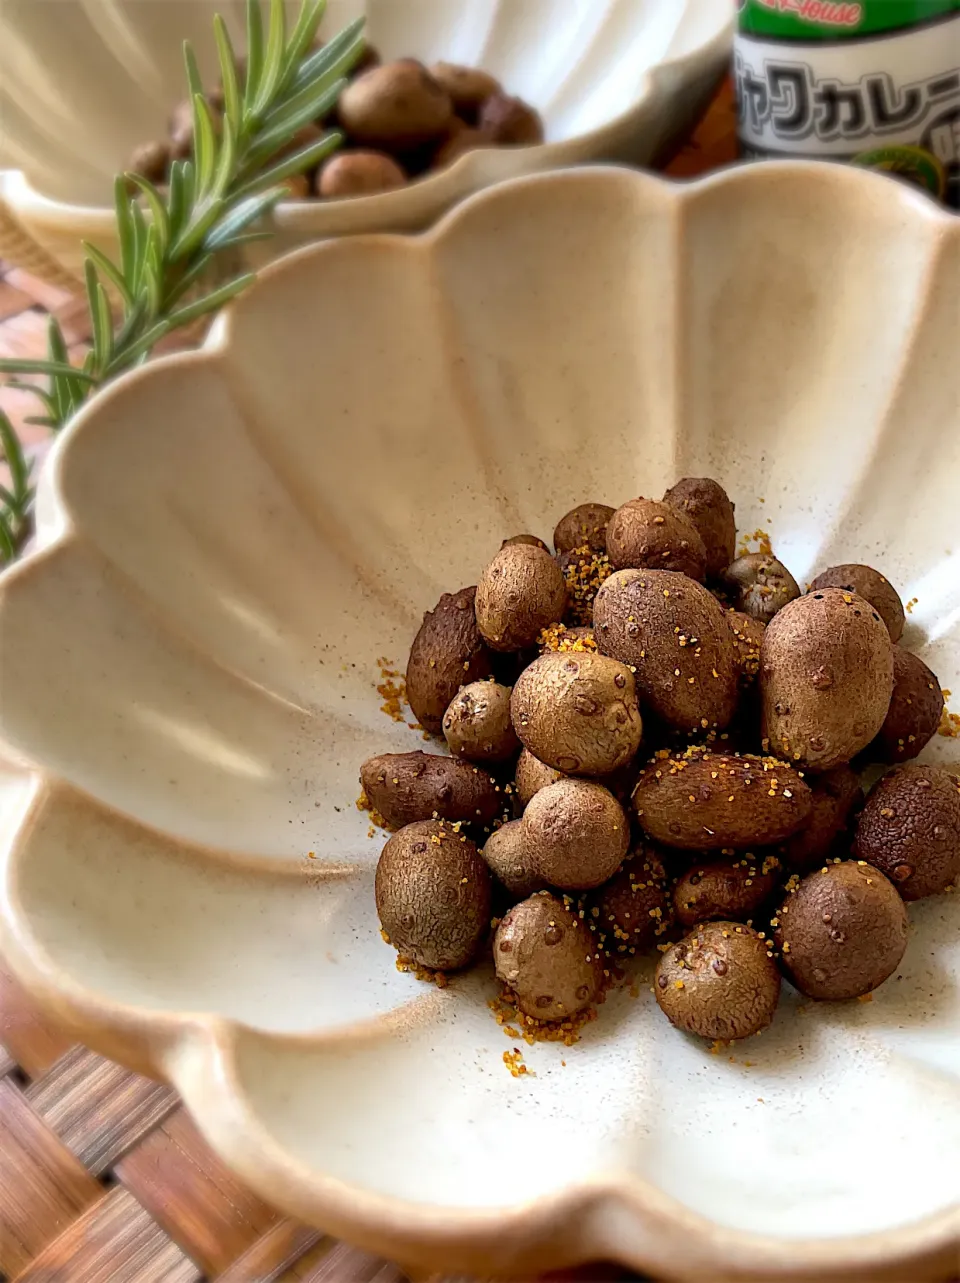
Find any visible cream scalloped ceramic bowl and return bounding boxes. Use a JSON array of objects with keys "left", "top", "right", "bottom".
[
  {"left": 1, "top": 164, "right": 959, "bottom": 1282},
  {"left": 0, "top": 0, "right": 731, "bottom": 283}
]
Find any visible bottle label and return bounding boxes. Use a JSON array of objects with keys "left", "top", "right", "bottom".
[
  {"left": 738, "top": 1, "right": 960, "bottom": 40},
  {"left": 734, "top": 7, "right": 960, "bottom": 203}
]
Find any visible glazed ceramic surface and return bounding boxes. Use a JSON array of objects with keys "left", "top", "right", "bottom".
[
  {"left": 0, "top": 0, "right": 730, "bottom": 281},
  {"left": 0, "top": 164, "right": 959, "bottom": 1282}
]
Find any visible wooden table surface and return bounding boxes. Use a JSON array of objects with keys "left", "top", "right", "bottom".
[{"left": 0, "top": 91, "right": 745, "bottom": 1283}]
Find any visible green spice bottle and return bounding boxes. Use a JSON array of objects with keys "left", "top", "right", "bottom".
[{"left": 734, "top": 1, "right": 960, "bottom": 205}]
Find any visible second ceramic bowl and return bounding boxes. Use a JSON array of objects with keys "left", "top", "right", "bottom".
[{"left": 0, "top": 0, "right": 731, "bottom": 282}]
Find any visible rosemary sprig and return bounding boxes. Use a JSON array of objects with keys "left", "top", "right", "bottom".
[
  {"left": 0, "top": 409, "right": 32, "bottom": 562},
  {"left": 0, "top": 0, "right": 364, "bottom": 565}
]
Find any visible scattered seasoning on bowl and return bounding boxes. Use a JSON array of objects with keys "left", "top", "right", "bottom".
[
  {"left": 396, "top": 955, "right": 449, "bottom": 988},
  {"left": 737, "top": 528, "right": 773, "bottom": 556},
  {"left": 356, "top": 788, "right": 390, "bottom": 837},
  {"left": 379, "top": 656, "right": 429, "bottom": 735},
  {"left": 939, "top": 693, "right": 960, "bottom": 738},
  {"left": 488, "top": 987, "right": 600, "bottom": 1048},
  {"left": 376, "top": 657, "right": 409, "bottom": 723},
  {"left": 503, "top": 1048, "right": 534, "bottom": 1077}
]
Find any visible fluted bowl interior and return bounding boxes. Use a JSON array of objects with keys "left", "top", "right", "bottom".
[{"left": 0, "top": 164, "right": 958, "bottom": 1281}]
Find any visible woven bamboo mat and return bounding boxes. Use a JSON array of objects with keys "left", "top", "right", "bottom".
[{"left": 0, "top": 87, "right": 737, "bottom": 1283}]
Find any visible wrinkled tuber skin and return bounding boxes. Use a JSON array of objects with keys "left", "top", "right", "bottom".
[
  {"left": 475, "top": 544, "right": 567, "bottom": 652},
  {"left": 522, "top": 778, "right": 629, "bottom": 890},
  {"left": 809, "top": 563, "right": 905, "bottom": 643},
  {"left": 853, "top": 764, "right": 960, "bottom": 900},
  {"left": 672, "top": 856, "right": 781, "bottom": 929},
  {"left": 663, "top": 477, "right": 737, "bottom": 580},
  {"left": 869, "top": 647, "right": 944, "bottom": 764},
  {"left": 594, "top": 569, "right": 740, "bottom": 732},
  {"left": 360, "top": 751, "right": 502, "bottom": 829},
  {"left": 591, "top": 846, "right": 672, "bottom": 953},
  {"left": 633, "top": 751, "right": 812, "bottom": 851},
  {"left": 722, "top": 553, "right": 800, "bottom": 624},
  {"left": 605, "top": 498, "right": 707, "bottom": 581},
  {"left": 760, "top": 588, "right": 894, "bottom": 771},
  {"left": 495, "top": 892, "right": 603, "bottom": 1020},
  {"left": 775, "top": 861, "right": 908, "bottom": 999},
  {"left": 443, "top": 680, "right": 520, "bottom": 763},
  {"left": 655, "top": 922, "right": 781, "bottom": 1040},
  {"left": 553, "top": 503, "right": 615, "bottom": 555},
  {"left": 780, "top": 765, "right": 862, "bottom": 872},
  {"left": 514, "top": 747, "right": 565, "bottom": 808},
  {"left": 510, "top": 651, "right": 642, "bottom": 776},
  {"left": 406, "top": 586, "right": 493, "bottom": 734},
  {"left": 376, "top": 820, "right": 491, "bottom": 970},
  {"left": 481, "top": 820, "right": 542, "bottom": 901}
]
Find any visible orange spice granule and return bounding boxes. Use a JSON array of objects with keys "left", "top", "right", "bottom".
[
  {"left": 356, "top": 789, "right": 391, "bottom": 833},
  {"left": 538, "top": 621, "right": 598, "bottom": 653},
  {"left": 938, "top": 691, "right": 960, "bottom": 738},
  {"left": 905, "top": 597, "right": 919, "bottom": 614},
  {"left": 375, "top": 657, "right": 409, "bottom": 724},
  {"left": 737, "top": 528, "right": 773, "bottom": 556},
  {"left": 395, "top": 955, "right": 448, "bottom": 988},
  {"left": 726, "top": 611, "right": 762, "bottom": 678},
  {"left": 488, "top": 987, "right": 600, "bottom": 1047},
  {"left": 559, "top": 544, "right": 613, "bottom": 625},
  {"left": 503, "top": 1048, "right": 534, "bottom": 1078}
]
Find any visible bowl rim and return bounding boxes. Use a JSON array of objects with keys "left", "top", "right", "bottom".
[
  {"left": 1, "top": 160, "right": 958, "bottom": 1280},
  {"left": 0, "top": 1, "right": 733, "bottom": 229}
]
